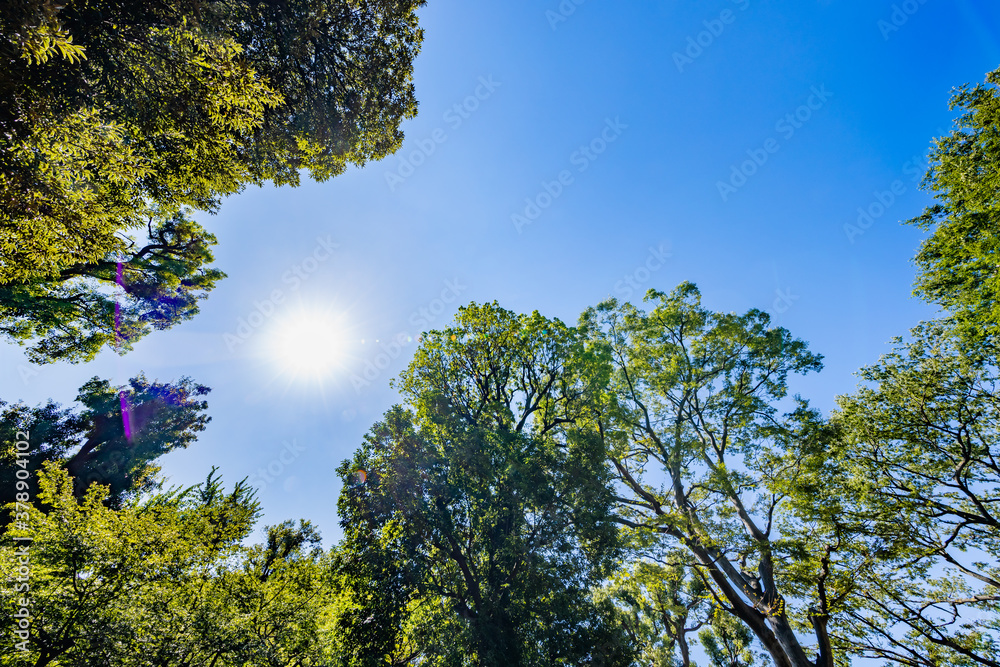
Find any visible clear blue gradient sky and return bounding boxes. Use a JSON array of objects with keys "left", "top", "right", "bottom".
[{"left": 3, "top": 0, "right": 999, "bottom": 544}]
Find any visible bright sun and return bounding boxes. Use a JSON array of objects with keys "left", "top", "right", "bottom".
[{"left": 268, "top": 309, "right": 348, "bottom": 379}]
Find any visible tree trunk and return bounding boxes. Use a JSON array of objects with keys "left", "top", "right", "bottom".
[{"left": 678, "top": 631, "right": 692, "bottom": 667}]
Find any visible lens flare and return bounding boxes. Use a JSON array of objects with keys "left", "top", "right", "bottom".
[{"left": 268, "top": 310, "right": 347, "bottom": 379}]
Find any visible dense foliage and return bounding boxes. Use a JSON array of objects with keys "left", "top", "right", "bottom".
[
  {"left": 0, "top": 374, "right": 210, "bottom": 516},
  {"left": 0, "top": 0, "right": 424, "bottom": 361},
  {"left": 1, "top": 464, "right": 333, "bottom": 666},
  {"left": 336, "top": 304, "right": 634, "bottom": 666},
  {"left": 0, "top": 208, "right": 224, "bottom": 363},
  {"left": 1, "top": 25, "right": 999, "bottom": 667},
  {"left": 909, "top": 68, "right": 1000, "bottom": 338}
]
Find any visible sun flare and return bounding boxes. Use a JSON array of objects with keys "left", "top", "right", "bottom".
[{"left": 268, "top": 309, "right": 348, "bottom": 379}]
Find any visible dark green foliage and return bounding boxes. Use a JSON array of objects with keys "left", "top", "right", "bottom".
[
  {"left": 0, "top": 373, "right": 210, "bottom": 517},
  {"left": 330, "top": 522, "right": 415, "bottom": 667},
  {"left": 227, "top": 0, "right": 426, "bottom": 184},
  {"left": 0, "top": 208, "right": 224, "bottom": 363},
  {"left": 0, "top": 0, "right": 424, "bottom": 361},
  {"left": 336, "top": 303, "right": 634, "bottom": 666}
]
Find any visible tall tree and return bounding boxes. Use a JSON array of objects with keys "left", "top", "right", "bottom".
[
  {"left": 328, "top": 508, "right": 415, "bottom": 667},
  {"left": 815, "top": 67, "right": 1000, "bottom": 667},
  {"left": 700, "top": 606, "right": 761, "bottom": 667},
  {"left": 599, "top": 552, "right": 710, "bottom": 667},
  {"left": 1, "top": 0, "right": 425, "bottom": 284},
  {"left": 0, "top": 373, "right": 210, "bottom": 515},
  {"left": 832, "top": 319, "right": 1000, "bottom": 667},
  {"left": 0, "top": 463, "right": 337, "bottom": 666},
  {"left": 0, "top": 207, "right": 224, "bottom": 363},
  {"left": 0, "top": 0, "right": 424, "bottom": 361},
  {"left": 336, "top": 303, "right": 634, "bottom": 666},
  {"left": 909, "top": 66, "right": 1000, "bottom": 338},
  {"left": 582, "top": 284, "right": 856, "bottom": 667}
]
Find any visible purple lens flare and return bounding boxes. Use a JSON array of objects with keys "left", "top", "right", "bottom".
[{"left": 115, "top": 261, "right": 132, "bottom": 442}]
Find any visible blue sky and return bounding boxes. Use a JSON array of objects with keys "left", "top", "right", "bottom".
[{"left": 3, "top": 0, "right": 999, "bottom": 545}]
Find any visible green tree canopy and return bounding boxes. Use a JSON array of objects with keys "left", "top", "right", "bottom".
[
  {"left": 831, "top": 319, "right": 1000, "bottom": 666},
  {"left": 700, "top": 606, "right": 761, "bottom": 667},
  {"left": 0, "top": 208, "right": 224, "bottom": 363},
  {"left": 1, "top": 0, "right": 424, "bottom": 284},
  {"left": 807, "top": 67, "right": 1000, "bottom": 667},
  {"left": 0, "top": 373, "right": 211, "bottom": 516},
  {"left": 582, "top": 283, "right": 854, "bottom": 667},
  {"left": 598, "top": 553, "right": 710, "bottom": 667},
  {"left": 336, "top": 303, "right": 634, "bottom": 666},
  {"left": 0, "top": 464, "right": 335, "bottom": 666},
  {"left": 910, "top": 66, "right": 1000, "bottom": 337}
]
